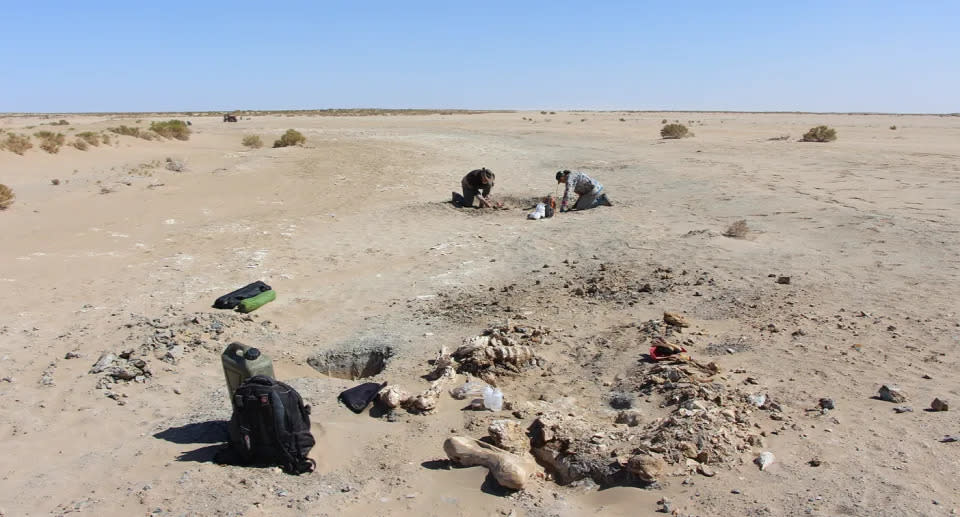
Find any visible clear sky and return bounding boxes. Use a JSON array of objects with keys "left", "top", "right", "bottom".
[{"left": 1, "top": 1, "right": 957, "bottom": 113}]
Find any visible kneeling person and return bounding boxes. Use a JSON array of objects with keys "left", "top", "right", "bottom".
[
  {"left": 556, "top": 170, "right": 612, "bottom": 212},
  {"left": 458, "top": 168, "right": 495, "bottom": 208}
]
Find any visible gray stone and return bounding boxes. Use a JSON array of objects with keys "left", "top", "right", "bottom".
[
  {"left": 931, "top": 398, "right": 949, "bottom": 412},
  {"left": 818, "top": 398, "right": 835, "bottom": 410},
  {"left": 90, "top": 352, "right": 117, "bottom": 374},
  {"left": 879, "top": 385, "right": 907, "bottom": 403}
]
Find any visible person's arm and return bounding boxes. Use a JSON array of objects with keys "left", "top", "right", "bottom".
[
  {"left": 561, "top": 174, "right": 574, "bottom": 211},
  {"left": 481, "top": 184, "right": 491, "bottom": 197}
]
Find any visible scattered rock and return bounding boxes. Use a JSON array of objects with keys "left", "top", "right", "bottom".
[
  {"left": 878, "top": 385, "right": 907, "bottom": 403},
  {"left": 808, "top": 458, "right": 822, "bottom": 467},
  {"left": 697, "top": 464, "right": 716, "bottom": 477},
  {"left": 931, "top": 398, "right": 949, "bottom": 412},
  {"left": 776, "top": 276, "right": 791, "bottom": 285},
  {"left": 615, "top": 410, "right": 642, "bottom": 427},
  {"left": 609, "top": 391, "right": 634, "bottom": 410},
  {"left": 626, "top": 455, "right": 666, "bottom": 483},
  {"left": 755, "top": 451, "right": 775, "bottom": 471},
  {"left": 818, "top": 398, "right": 835, "bottom": 410},
  {"left": 487, "top": 419, "right": 529, "bottom": 455},
  {"left": 893, "top": 406, "right": 913, "bottom": 413},
  {"left": 658, "top": 497, "right": 673, "bottom": 513},
  {"left": 663, "top": 312, "right": 690, "bottom": 328},
  {"left": 64, "top": 351, "right": 81, "bottom": 360}
]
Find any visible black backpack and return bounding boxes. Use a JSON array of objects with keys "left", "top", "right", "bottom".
[
  {"left": 213, "top": 281, "right": 272, "bottom": 310},
  {"left": 224, "top": 375, "right": 316, "bottom": 474}
]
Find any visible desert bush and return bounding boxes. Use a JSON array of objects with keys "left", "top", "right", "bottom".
[
  {"left": 35, "top": 131, "right": 66, "bottom": 153},
  {"left": 619, "top": 118, "right": 625, "bottom": 122},
  {"left": 3, "top": 133, "right": 32, "bottom": 155},
  {"left": 242, "top": 135, "right": 263, "bottom": 148},
  {"left": 889, "top": 125, "right": 897, "bottom": 130},
  {"left": 101, "top": 133, "right": 112, "bottom": 145},
  {"left": 50, "top": 119, "right": 69, "bottom": 126},
  {"left": 801, "top": 125, "right": 837, "bottom": 142},
  {"left": 273, "top": 129, "right": 306, "bottom": 148},
  {"left": 0, "top": 184, "right": 14, "bottom": 210},
  {"left": 77, "top": 131, "right": 101, "bottom": 146},
  {"left": 51, "top": 179, "right": 61, "bottom": 185},
  {"left": 723, "top": 219, "right": 749, "bottom": 238},
  {"left": 109, "top": 125, "right": 143, "bottom": 138},
  {"left": 660, "top": 123, "right": 690, "bottom": 139},
  {"left": 540, "top": 111, "right": 547, "bottom": 115},
  {"left": 70, "top": 139, "right": 89, "bottom": 151},
  {"left": 150, "top": 120, "right": 190, "bottom": 140},
  {"left": 661, "top": 119, "right": 668, "bottom": 124},
  {"left": 549, "top": 111, "right": 556, "bottom": 115},
  {"left": 768, "top": 135, "right": 790, "bottom": 141}
]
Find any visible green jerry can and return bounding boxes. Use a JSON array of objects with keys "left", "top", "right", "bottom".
[{"left": 221, "top": 342, "right": 275, "bottom": 408}]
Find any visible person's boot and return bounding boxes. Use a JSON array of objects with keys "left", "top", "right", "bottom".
[{"left": 599, "top": 193, "right": 613, "bottom": 206}]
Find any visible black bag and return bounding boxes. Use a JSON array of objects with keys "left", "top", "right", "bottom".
[
  {"left": 213, "top": 281, "right": 272, "bottom": 309},
  {"left": 338, "top": 382, "right": 386, "bottom": 413},
  {"left": 223, "top": 375, "right": 316, "bottom": 474}
]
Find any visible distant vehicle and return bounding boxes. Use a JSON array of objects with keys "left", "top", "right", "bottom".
[{"left": 223, "top": 114, "right": 238, "bottom": 122}]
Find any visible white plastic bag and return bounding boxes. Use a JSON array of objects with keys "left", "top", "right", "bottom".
[
  {"left": 482, "top": 386, "right": 504, "bottom": 411},
  {"left": 527, "top": 203, "right": 546, "bottom": 220}
]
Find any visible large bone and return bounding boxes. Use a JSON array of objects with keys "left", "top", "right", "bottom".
[{"left": 443, "top": 436, "right": 537, "bottom": 490}]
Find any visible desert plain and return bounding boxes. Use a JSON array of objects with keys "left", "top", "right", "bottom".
[{"left": 0, "top": 111, "right": 958, "bottom": 516}]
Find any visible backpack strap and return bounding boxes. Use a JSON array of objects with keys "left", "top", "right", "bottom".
[{"left": 269, "top": 389, "right": 315, "bottom": 474}]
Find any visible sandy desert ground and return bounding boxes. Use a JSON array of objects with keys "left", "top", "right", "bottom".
[{"left": 0, "top": 111, "right": 958, "bottom": 517}]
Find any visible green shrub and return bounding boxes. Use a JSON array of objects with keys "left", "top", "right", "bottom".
[
  {"left": 273, "top": 129, "right": 306, "bottom": 148},
  {"left": 661, "top": 119, "right": 668, "bottom": 124},
  {"left": 660, "top": 123, "right": 690, "bottom": 139},
  {"left": 242, "top": 135, "right": 263, "bottom": 148},
  {"left": 3, "top": 133, "right": 32, "bottom": 155},
  {"left": 77, "top": 131, "right": 101, "bottom": 146},
  {"left": 109, "top": 125, "right": 143, "bottom": 138},
  {"left": 50, "top": 119, "right": 70, "bottom": 126},
  {"left": 801, "top": 125, "right": 837, "bottom": 142},
  {"left": 0, "top": 184, "right": 14, "bottom": 210},
  {"left": 35, "top": 131, "right": 66, "bottom": 153},
  {"left": 150, "top": 120, "right": 190, "bottom": 140}
]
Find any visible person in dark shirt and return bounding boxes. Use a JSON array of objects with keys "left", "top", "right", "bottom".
[{"left": 455, "top": 168, "right": 495, "bottom": 208}]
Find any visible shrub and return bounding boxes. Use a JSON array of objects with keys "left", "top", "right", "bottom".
[
  {"left": 35, "top": 131, "right": 66, "bottom": 153},
  {"left": 77, "top": 131, "right": 101, "bottom": 146},
  {"left": 50, "top": 119, "right": 69, "bottom": 126},
  {"left": 768, "top": 135, "right": 790, "bottom": 141},
  {"left": 723, "top": 219, "right": 749, "bottom": 238},
  {"left": 889, "top": 125, "right": 897, "bottom": 130},
  {"left": 661, "top": 119, "right": 668, "bottom": 124},
  {"left": 71, "top": 139, "right": 89, "bottom": 151},
  {"left": 619, "top": 118, "right": 625, "bottom": 122},
  {"left": 660, "top": 123, "right": 689, "bottom": 139},
  {"left": 150, "top": 120, "right": 190, "bottom": 140},
  {"left": 242, "top": 135, "right": 263, "bottom": 148},
  {"left": 273, "top": 129, "right": 306, "bottom": 148},
  {"left": 101, "top": 133, "right": 112, "bottom": 145},
  {"left": 51, "top": 179, "right": 61, "bottom": 185},
  {"left": 3, "top": 133, "right": 32, "bottom": 155},
  {"left": 109, "top": 125, "right": 143, "bottom": 138},
  {"left": 801, "top": 125, "right": 836, "bottom": 142},
  {"left": 0, "top": 184, "right": 14, "bottom": 210}
]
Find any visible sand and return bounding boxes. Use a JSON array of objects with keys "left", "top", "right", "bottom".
[{"left": 0, "top": 111, "right": 958, "bottom": 516}]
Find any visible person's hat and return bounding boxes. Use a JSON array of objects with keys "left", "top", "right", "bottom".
[
  {"left": 481, "top": 168, "right": 495, "bottom": 181},
  {"left": 556, "top": 170, "right": 570, "bottom": 182}
]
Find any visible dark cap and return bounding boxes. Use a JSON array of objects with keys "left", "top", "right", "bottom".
[
  {"left": 556, "top": 170, "right": 570, "bottom": 182},
  {"left": 243, "top": 347, "right": 261, "bottom": 360}
]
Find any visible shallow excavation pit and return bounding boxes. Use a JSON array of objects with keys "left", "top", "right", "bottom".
[{"left": 307, "top": 341, "right": 394, "bottom": 380}]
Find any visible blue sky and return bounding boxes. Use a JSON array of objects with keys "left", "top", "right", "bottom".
[{"left": 1, "top": 1, "right": 957, "bottom": 113}]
